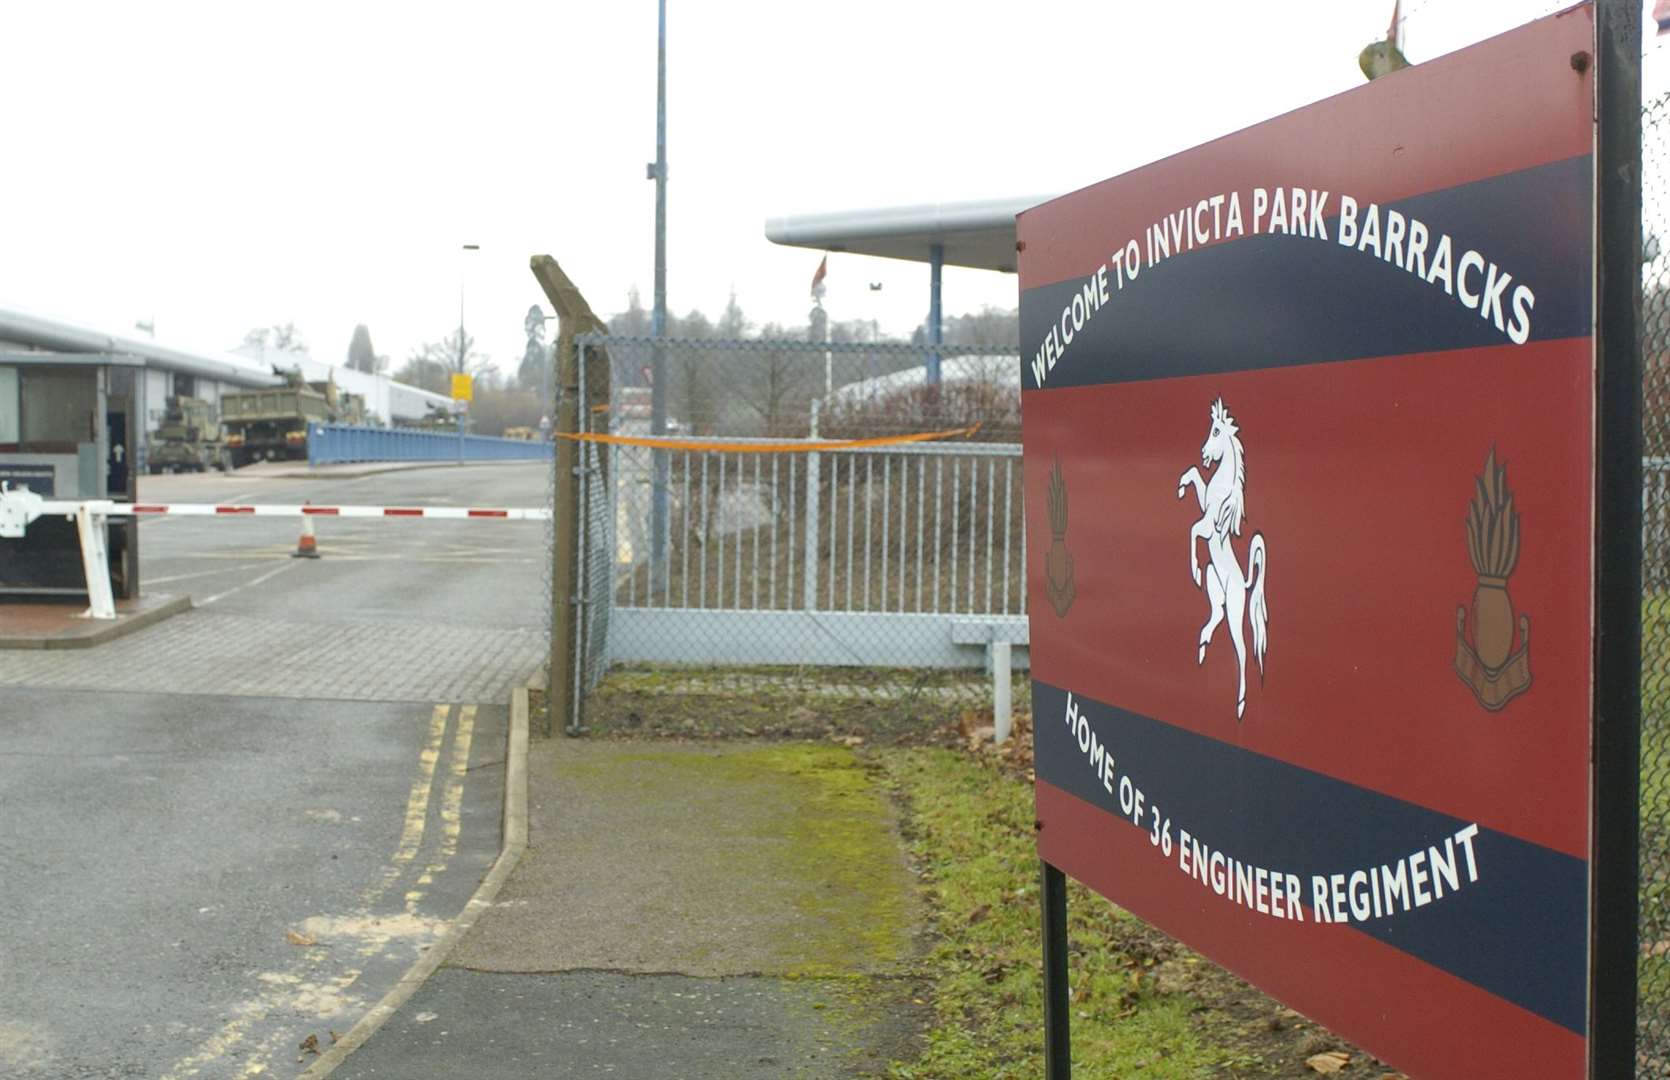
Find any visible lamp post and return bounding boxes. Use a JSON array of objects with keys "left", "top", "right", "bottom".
[
  {"left": 529, "top": 307, "right": 557, "bottom": 441},
  {"left": 647, "top": 0, "right": 670, "bottom": 594},
  {"left": 458, "top": 243, "right": 480, "bottom": 463}
]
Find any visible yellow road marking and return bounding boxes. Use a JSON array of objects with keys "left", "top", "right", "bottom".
[
  {"left": 394, "top": 705, "right": 450, "bottom": 865},
  {"left": 441, "top": 705, "right": 476, "bottom": 859},
  {"left": 407, "top": 704, "right": 476, "bottom": 913},
  {"left": 371, "top": 704, "right": 452, "bottom": 900},
  {"left": 164, "top": 703, "right": 456, "bottom": 1078}
]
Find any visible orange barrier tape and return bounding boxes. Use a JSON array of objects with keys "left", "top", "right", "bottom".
[{"left": 555, "top": 422, "right": 982, "bottom": 453}]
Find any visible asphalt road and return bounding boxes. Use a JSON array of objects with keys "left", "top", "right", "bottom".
[{"left": 0, "top": 461, "right": 547, "bottom": 1079}]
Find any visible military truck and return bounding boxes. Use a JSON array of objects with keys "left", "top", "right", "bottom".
[
  {"left": 148, "top": 396, "right": 229, "bottom": 473},
  {"left": 222, "top": 369, "right": 340, "bottom": 467},
  {"left": 400, "top": 402, "right": 461, "bottom": 431}
]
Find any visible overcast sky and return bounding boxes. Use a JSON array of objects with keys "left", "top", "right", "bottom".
[{"left": 0, "top": 1, "right": 1655, "bottom": 375}]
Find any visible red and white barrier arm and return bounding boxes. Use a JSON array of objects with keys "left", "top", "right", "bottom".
[
  {"left": 117, "top": 503, "right": 552, "bottom": 521},
  {"left": 0, "top": 486, "right": 550, "bottom": 538}
]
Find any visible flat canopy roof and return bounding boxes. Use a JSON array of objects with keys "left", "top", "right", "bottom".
[
  {"left": 0, "top": 306, "right": 279, "bottom": 388},
  {"left": 764, "top": 195, "right": 1051, "bottom": 273}
]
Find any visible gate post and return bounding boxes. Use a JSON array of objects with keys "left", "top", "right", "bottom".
[
  {"left": 531, "top": 256, "right": 608, "bottom": 737},
  {"left": 1591, "top": 0, "right": 1643, "bottom": 1072}
]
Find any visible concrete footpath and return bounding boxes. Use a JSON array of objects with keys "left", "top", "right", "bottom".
[{"left": 325, "top": 736, "right": 929, "bottom": 1078}]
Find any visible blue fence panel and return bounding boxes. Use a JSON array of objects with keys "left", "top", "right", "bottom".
[{"left": 307, "top": 423, "right": 555, "bottom": 466}]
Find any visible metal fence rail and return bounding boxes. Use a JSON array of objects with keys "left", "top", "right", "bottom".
[
  {"left": 588, "top": 337, "right": 1026, "bottom": 661},
  {"left": 611, "top": 439, "right": 1023, "bottom": 613},
  {"left": 307, "top": 422, "right": 553, "bottom": 466},
  {"left": 605, "top": 437, "right": 1025, "bottom": 669},
  {"left": 564, "top": 335, "right": 1026, "bottom": 733}
]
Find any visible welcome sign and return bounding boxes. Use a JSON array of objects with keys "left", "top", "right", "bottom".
[{"left": 1018, "top": 9, "right": 1624, "bottom": 1077}]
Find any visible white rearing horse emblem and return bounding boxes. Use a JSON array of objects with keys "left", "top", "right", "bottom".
[{"left": 1177, "top": 398, "right": 1269, "bottom": 719}]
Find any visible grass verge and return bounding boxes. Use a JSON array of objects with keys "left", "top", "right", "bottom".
[{"left": 875, "top": 747, "right": 1384, "bottom": 1079}]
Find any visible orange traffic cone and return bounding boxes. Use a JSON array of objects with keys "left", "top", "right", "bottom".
[{"left": 293, "top": 507, "right": 321, "bottom": 559}]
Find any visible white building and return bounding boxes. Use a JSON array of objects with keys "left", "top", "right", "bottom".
[
  {"left": 0, "top": 306, "right": 279, "bottom": 458},
  {"left": 829, "top": 353, "right": 1019, "bottom": 408},
  {"left": 0, "top": 307, "right": 452, "bottom": 477},
  {"left": 232, "top": 342, "right": 451, "bottom": 426}
]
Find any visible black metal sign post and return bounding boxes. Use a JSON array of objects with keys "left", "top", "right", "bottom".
[
  {"left": 1590, "top": 0, "right": 1643, "bottom": 1074},
  {"left": 1041, "top": 860, "right": 1070, "bottom": 1079}
]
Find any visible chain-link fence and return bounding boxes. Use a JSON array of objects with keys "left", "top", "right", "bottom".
[
  {"left": 559, "top": 334, "right": 1026, "bottom": 737},
  {"left": 1641, "top": 91, "right": 1670, "bottom": 1076},
  {"left": 539, "top": 87, "right": 1670, "bottom": 1071}
]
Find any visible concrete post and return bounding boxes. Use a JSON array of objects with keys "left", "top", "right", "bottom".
[
  {"left": 531, "top": 256, "right": 608, "bottom": 737},
  {"left": 992, "top": 640, "right": 1012, "bottom": 744}
]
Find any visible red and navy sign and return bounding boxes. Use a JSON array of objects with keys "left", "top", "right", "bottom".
[{"left": 1019, "top": 10, "right": 1598, "bottom": 1079}]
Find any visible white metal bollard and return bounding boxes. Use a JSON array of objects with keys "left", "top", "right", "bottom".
[
  {"left": 992, "top": 640, "right": 1012, "bottom": 745},
  {"left": 802, "top": 398, "right": 822, "bottom": 611},
  {"left": 74, "top": 502, "right": 117, "bottom": 621}
]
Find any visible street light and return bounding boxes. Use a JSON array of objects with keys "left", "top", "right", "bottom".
[{"left": 647, "top": 0, "right": 670, "bottom": 594}]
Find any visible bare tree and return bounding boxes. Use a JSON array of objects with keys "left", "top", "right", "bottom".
[
  {"left": 243, "top": 322, "right": 308, "bottom": 353},
  {"left": 395, "top": 328, "right": 491, "bottom": 394},
  {"left": 733, "top": 321, "right": 815, "bottom": 435},
  {"left": 945, "top": 306, "right": 1019, "bottom": 348}
]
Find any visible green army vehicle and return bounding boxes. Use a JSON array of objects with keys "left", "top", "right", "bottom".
[
  {"left": 148, "top": 396, "right": 230, "bottom": 473},
  {"left": 222, "top": 369, "right": 338, "bottom": 466}
]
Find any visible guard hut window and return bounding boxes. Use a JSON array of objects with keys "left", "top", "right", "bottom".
[
  {"left": 19, "top": 368, "right": 95, "bottom": 453},
  {"left": 0, "top": 366, "right": 17, "bottom": 447}
]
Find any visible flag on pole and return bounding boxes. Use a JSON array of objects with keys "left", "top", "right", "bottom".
[{"left": 811, "top": 254, "right": 828, "bottom": 299}]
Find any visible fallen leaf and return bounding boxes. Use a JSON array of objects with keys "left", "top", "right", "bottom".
[
  {"left": 1306, "top": 1050, "right": 1350, "bottom": 1073},
  {"left": 967, "top": 904, "right": 991, "bottom": 925},
  {"left": 286, "top": 930, "right": 316, "bottom": 947},
  {"left": 300, "top": 1033, "right": 319, "bottom": 1055}
]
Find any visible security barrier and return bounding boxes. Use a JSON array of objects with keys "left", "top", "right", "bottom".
[
  {"left": 306, "top": 423, "right": 553, "bottom": 466},
  {"left": 0, "top": 483, "right": 550, "bottom": 619}
]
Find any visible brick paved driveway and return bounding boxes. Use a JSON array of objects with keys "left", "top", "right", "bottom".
[{"left": 0, "top": 463, "right": 546, "bottom": 1079}]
